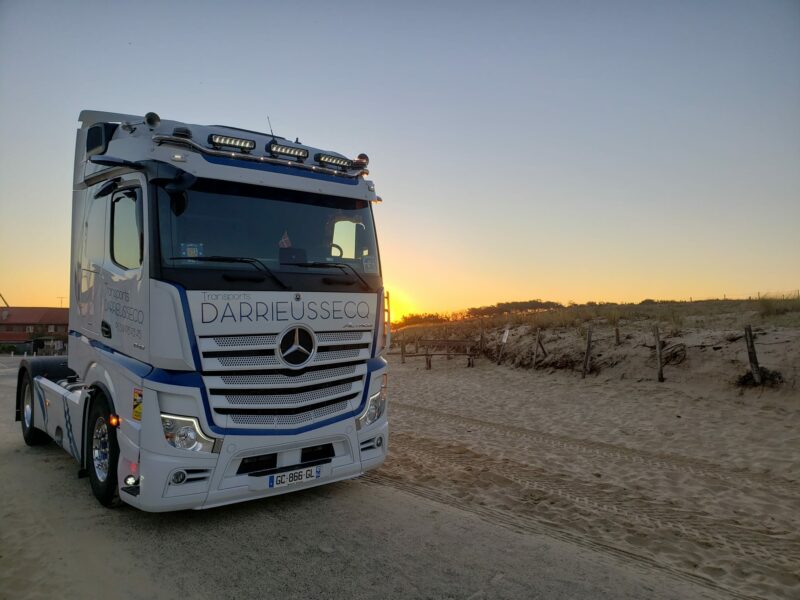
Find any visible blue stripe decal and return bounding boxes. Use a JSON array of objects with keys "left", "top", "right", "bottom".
[
  {"left": 371, "top": 288, "right": 383, "bottom": 358},
  {"left": 171, "top": 285, "right": 203, "bottom": 372},
  {"left": 62, "top": 395, "right": 80, "bottom": 459},
  {"left": 33, "top": 379, "right": 48, "bottom": 427},
  {"left": 69, "top": 330, "right": 153, "bottom": 378},
  {"left": 201, "top": 155, "right": 359, "bottom": 186}
]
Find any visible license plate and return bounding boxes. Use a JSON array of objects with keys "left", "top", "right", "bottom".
[{"left": 268, "top": 466, "right": 321, "bottom": 489}]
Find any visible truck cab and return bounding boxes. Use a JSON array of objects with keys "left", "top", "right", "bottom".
[{"left": 16, "top": 110, "right": 390, "bottom": 511}]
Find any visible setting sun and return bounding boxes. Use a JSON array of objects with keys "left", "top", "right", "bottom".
[{"left": 385, "top": 284, "right": 417, "bottom": 323}]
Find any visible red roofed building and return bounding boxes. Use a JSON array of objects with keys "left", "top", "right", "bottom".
[{"left": 0, "top": 307, "right": 69, "bottom": 354}]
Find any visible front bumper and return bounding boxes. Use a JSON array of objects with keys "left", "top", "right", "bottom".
[{"left": 119, "top": 418, "right": 388, "bottom": 512}]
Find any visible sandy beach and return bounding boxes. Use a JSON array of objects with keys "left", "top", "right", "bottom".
[{"left": 384, "top": 318, "right": 800, "bottom": 599}]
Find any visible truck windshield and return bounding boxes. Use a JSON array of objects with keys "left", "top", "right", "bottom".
[{"left": 155, "top": 179, "right": 381, "bottom": 291}]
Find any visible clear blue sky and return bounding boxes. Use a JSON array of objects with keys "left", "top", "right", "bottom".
[{"left": 1, "top": 0, "right": 798, "bottom": 314}]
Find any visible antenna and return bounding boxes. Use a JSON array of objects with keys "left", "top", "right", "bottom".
[
  {"left": 0, "top": 292, "right": 9, "bottom": 308},
  {"left": 267, "top": 116, "right": 275, "bottom": 139},
  {"left": 56, "top": 296, "right": 66, "bottom": 308}
]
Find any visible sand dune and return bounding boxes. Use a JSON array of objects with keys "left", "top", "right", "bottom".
[{"left": 382, "top": 325, "right": 800, "bottom": 599}]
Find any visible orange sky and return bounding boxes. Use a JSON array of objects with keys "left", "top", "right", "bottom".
[{"left": 2, "top": 2, "right": 799, "bottom": 323}]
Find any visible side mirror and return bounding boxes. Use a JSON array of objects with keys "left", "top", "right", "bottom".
[
  {"left": 164, "top": 171, "right": 196, "bottom": 193},
  {"left": 94, "top": 178, "right": 120, "bottom": 199},
  {"left": 85, "top": 123, "right": 119, "bottom": 157}
]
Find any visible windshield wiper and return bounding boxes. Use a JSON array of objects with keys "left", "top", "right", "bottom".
[
  {"left": 285, "top": 261, "right": 370, "bottom": 290},
  {"left": 168, "top": 256, "right": 290, "bottom": 290}
]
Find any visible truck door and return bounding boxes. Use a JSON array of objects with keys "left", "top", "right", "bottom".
[
  {"left": 78, "top": 189, "right": 107, "bottom": 335},
  {"left": 100, "top": 173, "right": 150, "bottom": 363}
]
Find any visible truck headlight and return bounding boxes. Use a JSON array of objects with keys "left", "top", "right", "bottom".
[
  {"left": 161, "top": 414, "right": 215, "bottom": 453},
  {"left": 356, "top": 374, "right": 387, "bottom": 430}
]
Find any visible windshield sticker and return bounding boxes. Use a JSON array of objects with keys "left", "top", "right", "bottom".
[
  {"left": 362, "top": 256, "right": 378, "bottom": 274},
  {"left": 180, "top": 243, "right": 204, "bottom": 258},
  {"left": 278, "top": 230, "right": 292, "bottom": 248}
]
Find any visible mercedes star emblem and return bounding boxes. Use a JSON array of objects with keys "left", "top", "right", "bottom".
[{"left": 279, "top": 326, "right": 316, "bottom": 367}]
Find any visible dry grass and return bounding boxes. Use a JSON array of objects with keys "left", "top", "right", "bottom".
[
  {"left": 393, "top": 297, "right": 800, "bottom": 341},
  {"left": 758, "top": 295, "right": 800, "bottom": 316}
]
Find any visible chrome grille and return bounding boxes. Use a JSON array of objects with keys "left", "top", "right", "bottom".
[
  {"left": 313, "top": 349, "right": 362, "bottom": 362},
  {"left": 199, "top": 328, "right": 373, "bottom": 430},
  {"left": 229, "top": 400, "right": 351, "bottom": 425},
  {"left": 224, "top": 382, "right": 355, "bottom": 406},
  {"left": 219, "top": 364, "right": 358, "bottom": 386},
  {"left": 211, "top": 334, "right": 278, "bottom": 347},
  {"left": 217, "top": 355, "right": 280, "bottom": 367},
  {"left": 317, "top": 331, "right": 367, "bottom": 343}
]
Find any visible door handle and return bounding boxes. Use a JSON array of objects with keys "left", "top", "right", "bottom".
[{"left": 101, "top": 321, "right": 112, "bottom": 338}]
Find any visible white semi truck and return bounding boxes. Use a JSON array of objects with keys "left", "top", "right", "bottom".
[{"left": 15, "top": 110, "right": 390, "bottom": 511}]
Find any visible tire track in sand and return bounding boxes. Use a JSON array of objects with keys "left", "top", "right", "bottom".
[
  {"left": 393, "top": 401, "right": 800, "bottom": 497},
  {"left": 362, "top": 472, "right": 757, "bottom": 600},
  {"left": 368, "top": 433, "right": 800, "bottom": 600},
  {"left": 388, "top": 432, "right": 799, "bottom": 568}
]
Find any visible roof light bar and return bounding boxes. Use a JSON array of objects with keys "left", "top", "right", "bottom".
[
  {"left": 315, "top": 153, "right": 353, "bottom": 169},
  {"left": 208, "top": 134, "right": 256, "bottom": 152},
  {"left": 153, "top": 134, "right": 365, "bottom": 180},
  {"left": 268, "top": 141, "right": 309, "bottom": 160}
]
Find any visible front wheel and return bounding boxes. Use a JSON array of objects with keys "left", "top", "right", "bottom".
[
  {"left": 87, "top": 393, "right": 120, "bottom": 507},
  {"left": 20, "top": 371, "right": 49, "bottom": 446}
]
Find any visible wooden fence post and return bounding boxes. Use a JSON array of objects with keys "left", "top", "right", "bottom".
[
  {"left": 425, "top": 345, "right": 431, "bottom": 370},
  {"left": 446, "top": 326, "right": 451, "bottom": 360},
  {"left": 744, "top": 325, "right": 761, "bottom": 384},
  {"left": 532, "top": 328, "right": 541, "bottom": 370},
  {"left": 414, "top": 336, "right": 419, "bottom": 355},
  {"left": 615, "top": 326, "right": 620, "bottom": 346},
  {"left": 582, "top": 326, "right": 592, "bottom": 378},
  {"left": 400, "top": 333, "right": 406, "bottom": 364},
  {"left": 653, "top": 325, "right": 664, "bottom": 382},
  {"left": 497, "top": 327, "right": 509, "bottom": 365}
]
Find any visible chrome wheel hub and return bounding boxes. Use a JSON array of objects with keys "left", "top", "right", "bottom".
[{"left": 92, "top": 417, "right": 110, "bottom": 482}]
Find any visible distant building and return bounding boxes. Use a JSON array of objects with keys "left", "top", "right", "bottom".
[{"left": 0, "top": 307, "right": 69, "bottom": 354}]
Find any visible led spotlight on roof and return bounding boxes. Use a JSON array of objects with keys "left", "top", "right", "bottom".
[
  {"left": 208, "top": 134, "right": 256, "bottom": 152},
  {"left": 353, "top": 153, "right": 369, "bottom": 168},
  {"left": 315, "top": 153, "right": 353, "bottom": 169},
  {"left": 268, "top": 141, "right": 309, "bottom": 160}
]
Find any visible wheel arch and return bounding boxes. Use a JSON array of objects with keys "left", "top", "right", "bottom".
[{"left": 15, "top": 357, "right": 74, "bottom": 423}]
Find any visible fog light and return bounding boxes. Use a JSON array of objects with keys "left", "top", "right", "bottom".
[
  {"left": 376, "top": 436, "right": 383, "bottom": 448},
  {"left": 124, "top": 475, "right": 137, "bottom": 486},
  {"left": 171, "top": 470, "right": 187, "bottom": 485}
]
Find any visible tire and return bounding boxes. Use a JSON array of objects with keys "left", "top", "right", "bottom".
[
  {"left": 87, "top": 393, "right": 121, "bottom": 507},
  {"left": 20, "top": 370, "right": 49, "bottom": 446}
]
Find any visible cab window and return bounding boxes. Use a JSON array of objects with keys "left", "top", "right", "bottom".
[{"left": 111, "top": 189, "right": 142, "bottom": 270}]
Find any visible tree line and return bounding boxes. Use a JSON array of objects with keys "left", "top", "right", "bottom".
[{"left": 396, "top": 299, "right": 563, "bottom": 328}]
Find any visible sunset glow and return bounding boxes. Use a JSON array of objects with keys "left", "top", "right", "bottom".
[{"left": 1, "top": 2, "right": 798, "bottom": 317}]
